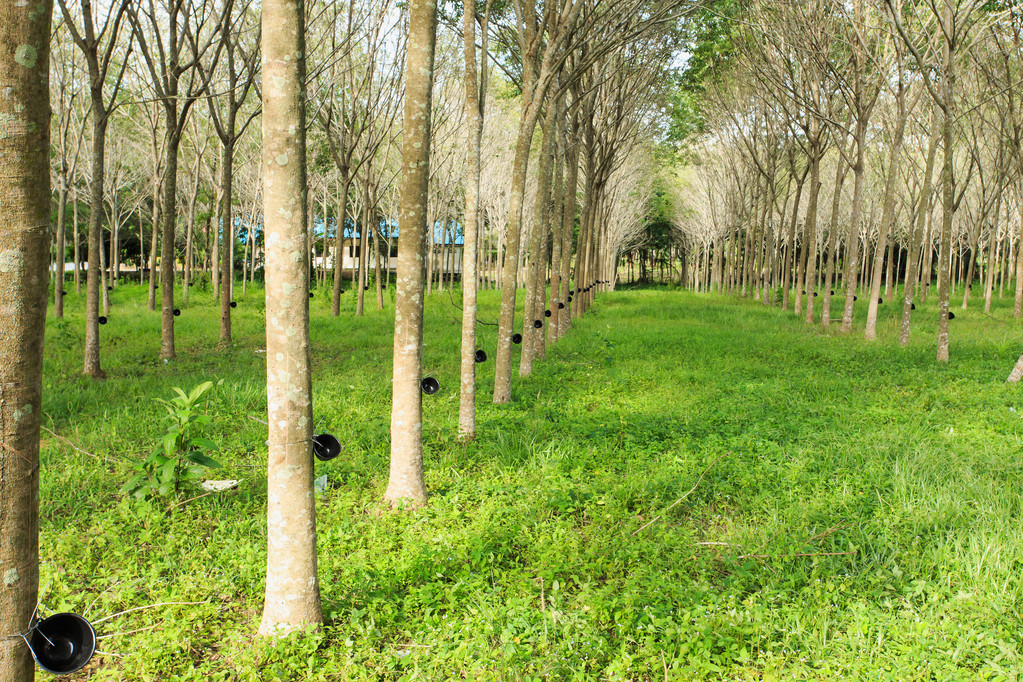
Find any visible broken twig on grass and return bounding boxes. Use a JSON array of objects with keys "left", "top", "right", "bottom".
[
  {"left": 631, "top": 452, "right": 728, "bottom": 536},
  {"left": 166, "top": 490, "right": 217, "bottom": 513},
  {"left": 41, "top": 422, "right": 117, "bottom": 463},
  {"left": 91, "top": 601, "right": 208, "bottom": 625},
  {"left": 737, "top": 550, "right": 858, "bottom": 560}
]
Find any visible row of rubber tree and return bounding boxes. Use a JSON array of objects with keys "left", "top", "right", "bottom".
[
  {"left": 46, "top": 0, "right": 680, "bottom": 382},
  {"left": 666, "top": 0, "right": 1023, "bottom": 367},
  {"left": 0, "top": 0, "right": 696, "bottom": 678}
]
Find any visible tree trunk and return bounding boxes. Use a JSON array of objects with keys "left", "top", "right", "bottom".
[
  {"left": 55, "top": 171, "right": 67, "bottom": 317},
  {"left": 458, "top": 0, "right": 484, "bottom": 441},
  {"left": 801, "top": 152, "right": 822, "bottom": 324},
  {"left": 936, "top": 45, "right": 954, "bottom": 362},
  {"left": 160, "top": 126, "right": 180, "bottom": 360},
  {"left": 558, "top": 113, "right": 578, "bottom": 338},
  {"left": 821, "top": 156, "right": 848, "bottom": 328},
  {"left": 84, "top": 111, "right": 107, "bottom": 378},
  {"left": 493, "top": 93, "right": 544, "bottom": 403},
  {"left": 73, "top": 192, "right": 81, "bottom": 293},
  {"left": 220, "top": 138, "right": 235, "bottom": 344},
  {"left": 547, "top": 129, "right": 565, "bottom": 348},
  {"left": 258, "top": 0, "right": 322, "bottom": 635},
  {"left": 148, "top": 184, "right": 160, "bottom": 311},
  {"left": 984, "top": 196, "right": 1001, "bottom": 313},
  {"left": 331, "top": 173, "right": 351, "bottom": 316},
  {"left": 385, "top": 0, "right": 438, "bottom": 505},
  {"left": 520, "top": 105, "right": 556, "bottom": 377},
  {"left": 0, "top": 9, "right": 50, "bottom": 678},
  {"left": 866, "top": 106, "right": 908, "bottom": 340},
  {"left": 899, "top": 126, "right": 939, "bottom": 345},
  {"left": 841, "top": 119, "right": 868, "bottom": 333}
]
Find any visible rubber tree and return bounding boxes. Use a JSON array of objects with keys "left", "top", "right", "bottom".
[
  {"left": 0, "top": 2, "right": 52, "bottom": 678},
  {"left": 491, "top": 0, "right": 584, "bottom": 404},
  {"left": 49, "top": 23, "right": 88, "bottom": 319},
  {"left": 205, "top": 2, "right": 260, "bottom": 346},
  {"left": 312, "top": 0, "right": 403, "bottom": 317},
  {"left": 898, "top": 122, "right": 939, "bottom": 345},
  {"left": 458, "top": 0, "right": 491, "bottom": 441},
  {"left": 865, "top": 67, "right": 916, "bottom": 341},
  {"left": 520, "top": 103, "right": 558, "bottom": 377},
  {"left": 885, "top": 0, "right": 992, "bottom": 360},
  {"left": 57, "top": 0, "right": 132, "bottom": 378},
  {"left": 258, "top": 0, "right": 322, "bottom": 634},
  {"left": 129, "top": 0, "right": 229, "bottom": 360},
  {"left": 384, "top": 0, "right": 439, "bottom": 506}
]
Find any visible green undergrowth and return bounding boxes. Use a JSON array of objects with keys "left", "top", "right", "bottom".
[{"left": 35, "top": 281, "right": 1023, "bottom": 680}]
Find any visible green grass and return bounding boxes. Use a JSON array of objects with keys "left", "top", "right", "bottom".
[{"left": 35, "top": 280, "right": 1023, "bottom": 680}]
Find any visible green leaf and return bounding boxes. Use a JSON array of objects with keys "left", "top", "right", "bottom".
[
  {"left": 189, "top": 381, "right": 214, "bottom": 404},
  {"left": 159, "top": 459, "right": 177, "bottom": 480},
  {"left": 190, "top": 437, "right": 218, "bottom": 452},
  {"left": 120, "top": 474, "right": 146, "bottom": 495},
  {"left": 185, "top": 453, "right": 221, "bottom": 469}
]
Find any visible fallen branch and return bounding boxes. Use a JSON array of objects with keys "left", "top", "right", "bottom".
[
  {"left": 631, "top": 453, "right": 728, "bottom": 536},
  {"left": 97, "top": 623, "right": 162, "bottom": 639},
  {"left": 166, "top": 491, "right": 217, "bottom": 514},
  {"left": 91, "top": 601, "right": 208, "bottom": 625},
  {"left": 40, "top": 423, "right": 117, "bottom": 463},
  {"left": 737, "top": 550, "right": 858, "bottom": 560}
]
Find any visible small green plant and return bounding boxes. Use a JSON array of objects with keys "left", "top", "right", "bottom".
[{"left": 121, "top": 380, "right": 222, "bottom": 499}]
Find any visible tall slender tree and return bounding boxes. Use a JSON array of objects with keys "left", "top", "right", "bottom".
[
  {"left": 57, "top": 0, "right": 132, "bottom": 378},
  {"left": 0, "top": 2, "right": 52, "bottom": 678},
  {"left": 258, "top": 0, "right": 322, "bottom": 634},
  {"left": 385, "top": 0, "right": 439, "bottom": 506},
  {"left": 129, "top": 0, "right": 229, "bottom": 360}
]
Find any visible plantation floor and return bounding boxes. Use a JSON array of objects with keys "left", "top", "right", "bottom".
[{"left": 36, "top": 284, "right": 1023, "bottom": 680}]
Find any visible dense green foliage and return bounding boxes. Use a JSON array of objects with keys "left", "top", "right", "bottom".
[{"left": 39, "top": 284, "right": 1023, "bottom": 679}]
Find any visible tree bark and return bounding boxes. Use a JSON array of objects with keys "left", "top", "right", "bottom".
[
  {"left": 160, "top": 127, "right": 180, "bottom": 360},
  {"left": 55, "top": 171, "right": 68, "bottom": 317},
  {"left": 865, "top": 102, "right": 908, "bottom": 340},
  {"left": 331, "top": 173, "right": 352, "bottom": 316},
  {"left": 258, "top": 0, "right": 322, "bottom": 635},
  {"left": 899, "top": 126, "right": 938, "bottom": 345},
  {"left": 385, "top": 0, "right": 438, "bottom": 506},
  {"left": 493, "top": 103, "right": 544, "bottom": 404},
  {"left": 0, "top": 5, "right": 50, "bottom": 678},
  {"left": 801, "top": 152, "right": 822, "bottom": 324},
  {"left": 220, "top": 138, "right": 235, "bottom": 345},
  {"left": 84, "top": 113, "right": 107, "bottom": 377},
  {"left": 840, "top": 118, "right": 868, "bottom": 333},
  {"left": 558, "top": 112, "right": 579, "bottom": 338},
  {"left": 458, "top": 0, "right": 485, "bottom": 442},
  {"left": 520, "top": 105, "right": 557, "bottom": 377}
]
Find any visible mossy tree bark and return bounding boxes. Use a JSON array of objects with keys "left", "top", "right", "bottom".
[
  {"left": 257, "top": 0, "right": 322, "bottom": 634},
  {"left": 0, "top": 3, "right": 51, "bottom": 678}
]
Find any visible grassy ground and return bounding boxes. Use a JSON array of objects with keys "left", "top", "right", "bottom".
[{"left": 34, "top": 281, "right": 1023, "bottom": 680}]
